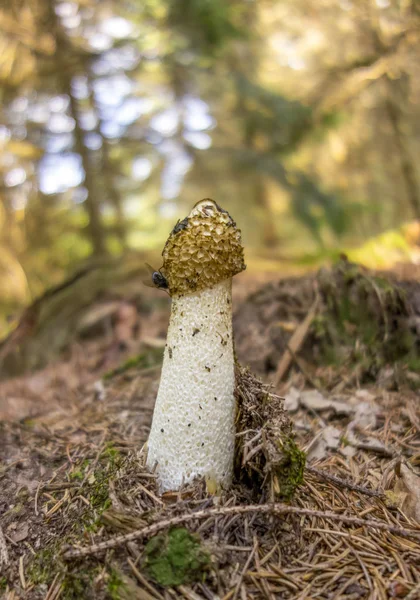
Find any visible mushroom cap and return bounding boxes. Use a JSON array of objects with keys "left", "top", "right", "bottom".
[{"left": 162, "top": 199, "right": 246, "bottom": 296}]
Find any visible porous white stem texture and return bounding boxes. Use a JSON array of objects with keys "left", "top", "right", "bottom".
[{"left": 146, "top": 279, "right": 235, "bottom": 492}]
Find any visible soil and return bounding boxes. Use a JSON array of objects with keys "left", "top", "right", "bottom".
[{"left": 0, "top": 262, "right": 419, "bottom": 599}]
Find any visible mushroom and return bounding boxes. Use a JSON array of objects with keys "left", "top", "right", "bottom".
[{"left": 146, "top": 199, "right": 246, "bottom": 493}]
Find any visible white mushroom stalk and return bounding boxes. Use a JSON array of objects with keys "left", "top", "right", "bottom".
[{"left": 146, "top": 199, "right": 246, "bottom": 493}]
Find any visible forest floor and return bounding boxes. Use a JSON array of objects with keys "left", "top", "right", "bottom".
[{"left": 0, "top": 260, "right": 419, "bottom": 600}]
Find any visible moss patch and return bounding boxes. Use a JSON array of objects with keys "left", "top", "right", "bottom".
[
  {"left": 26, "top": 448, "right": 125, "bottom": 597},
  {"left": 28, "top": 547, "right": 107, "bottom": 599},
  {"left": 107, "top": 568, "right": 128, "bottom": 600},
  {"left": 144, "top": 528, "right": 210, "bottom": 587},
  {"left": 61, "top": 567, "right": 102, "bottom": 600},
  {"left": 27, "top": 546, "right": 62, "bottom": 586},
  {"left": 272, "top": 437, "right": 306, "bottom": 501}
]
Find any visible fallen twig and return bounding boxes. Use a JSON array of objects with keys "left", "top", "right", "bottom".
[
  {"left": 0, "top": 524, "right": 9, "bottom": 569},
  {"left": 350, "top": 440, "right": 396, "bottom": 458},
  {"left": 62, "top": 502, "right": 420, "bottom": 560},
  {"left": 273, "top": 293, "right": 319, "bottom": 387},
  {"left": 285, "top": 343, "right": 321, "bottom": 391},
  {"left": 306, "top": 466, "right": 385, "bottom": 498}
]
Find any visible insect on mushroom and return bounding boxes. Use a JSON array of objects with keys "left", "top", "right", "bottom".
[
  {"left": 146, "top": 199, "right": 246, "bottom": 493},
  {"left": 143, "top": 263, "right": 169, "bottom": 291}
]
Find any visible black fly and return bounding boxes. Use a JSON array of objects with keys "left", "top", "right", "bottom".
[
  {"left": 172, "top": 217, "right": 189, "bottom": 235},
  {"left": 144, "top": 263, "right": 169, "bottom": 291}
]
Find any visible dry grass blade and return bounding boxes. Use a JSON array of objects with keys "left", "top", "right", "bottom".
[
  {"left": 44, "top": 573, "right": 63, "bottom": 600},
  {"left": 232, "top": 539, "right": 257, "bottom": 600},
  {"left": 127, "top": 557, "right": 164, "bottom": 600},
  {"left": 18, "top": 555, "right": 25, "bottom": 590}
]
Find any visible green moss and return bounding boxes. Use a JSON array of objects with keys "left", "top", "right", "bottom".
[
  {"left": 101, "top": 443, "right": 121, "bottom": 467},
  {"left": 70, "top": 469, "right": 84, "bottom": 481},
  {"left": 68, "top": 452, "right": 123, "bottom": 535},
  {"left": 70, "top": 458, "right": 91, "bottom": 481},
  {"left": 28, "top": 545, "right": 102, "bottom": 599},
  {"left": 144, "top": 528, "right": 210, "bottom": 587},
  {"left": 90, "top": 488, "right": 111, "bottom": 512},
  {"left": 405, "top": 356, "right": 420, "bottom": 372},
  {"left": 103, "top": 348, "right": 163, "bottom": 380},
  {"left": 311, "top": 314, "right": 328, "bottom": 338},
  {"left": 88, "top": 467, "right": 112, "bottom": 512},
  {"left": 107, "top": 568, "right": 128, "bottom": 600},
  {"left": 61, "top": 567, "right": 101, "bottom": 600},
  {"left": 3, "top": 502, "right": 24, "bottom": 517},
  {"left": 27, "top": 455, "right": 126, "bottom": 597},
  {"left": 274, "top": 437, "right": 306, "bottom": 501},
  {"left": 27, "top": 547, "right": 61, "bottom": 586},
  {"left": 0, "top": 576, "right": 7, "bottom": 592}
]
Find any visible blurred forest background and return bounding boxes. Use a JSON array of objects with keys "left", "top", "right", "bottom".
[{"left": 1, "top": 0, "right": 420, "bottom": 336}]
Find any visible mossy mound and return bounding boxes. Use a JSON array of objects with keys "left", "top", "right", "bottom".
[
  {"left": 315, "top": 259, "right": 417, "bottom": 376},
  {"left": 235, "top": 366, "right": 306, "bottom": 500},
  {"left": 234, "top": 259, "right": 420, "bottom": 388}
]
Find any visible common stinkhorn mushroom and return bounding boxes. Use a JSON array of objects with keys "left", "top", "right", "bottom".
[{"left": 146, "top": 199, "right": 246, "bottom": 493}]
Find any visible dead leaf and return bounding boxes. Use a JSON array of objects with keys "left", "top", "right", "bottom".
[
  {"left": 328, "top": 398, "right": 353, "bottom": 416},
  {"left": 306, "top": 437, "right": 328, "bottom": 462},
  {"left": 306, "top": 426, "right": 342, "bottom": 462},
  {"left": 323, "top": 426, "right": 341, "bottom": 449},
  {"left": 8, "top": 521, "right": 29, "bottom": 543},
  {"left": 358, "top": 437, "right": 390, "bottom": 455},
  {"left": 76, "top": 301, "right": 122, "bottom": 336},
  {"left": 340, "top": 445, "right": 357, "bottom": 458},
  {"left": 354, "top": 389, "right": 376, "bottom": 402},
  {"left": 114, "top": 302, "right": 139, "bottom": 348},
  {"left": 394, "top": 463, "right": 420, "bottom": 523},
  {"left": 300, "top": 390, "right": 353, "bottom": 416},
  {"left": 284, "top": 387, "right": 300, "bottom": 412},
  {"left": 300, "top": 390, "right": 330, "bottom": 411},
  {"left": 350, "top": 401, "right": 380, "bottom": 429},
  {"left": 0, "top": 396, "right": 42, "bottom": 422},
  {"left": 294, "top": 419, "right": 311, "bottom": 431},
  {"left": 388, "top": 581, "right": 410, "bottom": 598},
  {"left": 94, "top": 380, "right": 106, "bottom": 401}
]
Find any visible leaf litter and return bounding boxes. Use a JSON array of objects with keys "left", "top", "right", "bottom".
[{"left": 0, "top": 264, "right": 420, "bottom": 599}]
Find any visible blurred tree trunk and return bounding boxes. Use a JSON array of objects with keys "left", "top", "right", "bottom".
[
  {"left": 230, "top": 2, "right": 280, "bottom": 250},
  {"left": 385, "top": 83, "right": 420, "bottom": 221},
  {"left": 102, "top": 140, "right": 126, "bottom": 248},
  {"left": 367, "top": 11, "right": 420, "bottom": 221},
  {"left": 0, "top": 188, "right": 14, "bottom": 249},
  {"left": 87, "top": 71, "right": 127, "bottom": 248},
  {"left": 66, "top": 85, "right": 107, "bottom": 255},
  {"left": 233, "top": 78, "right": 279, "bottom": 249},
  {"left": 45, "top": 0, "right": 107, "bottom": 256}
]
